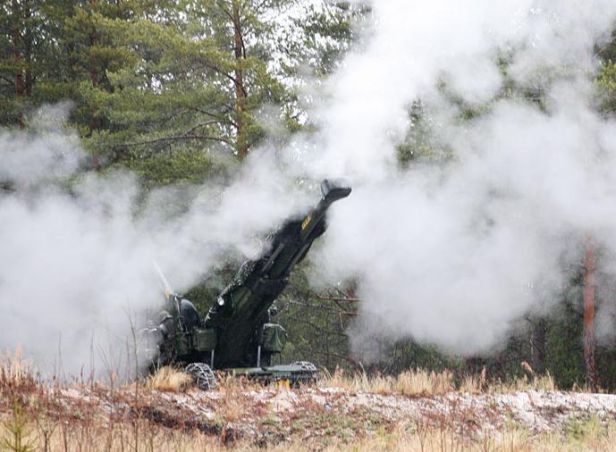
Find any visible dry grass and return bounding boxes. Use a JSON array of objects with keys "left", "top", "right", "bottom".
[
  {"left": 216, "top": 372, "right": 261, "bottom": 392},
  {"left": 323, "top": 368, "right": 456, "bottom": 397},
  {"left": 0, "top": 349, "right": 35, "bottom": 388},
  {"left": 0, "top": 354, "right": 610, "bottom": 451},
  {"left": 250, "top": 419, "right": 616, "bottom": 451},
  {"left": 146, "top": 366, "right": 193, "bottom": 393},
  {"left": 360, "top": 421, "right": 610, "bottom": 451},
  {"left": 323, "top": 366, "right": 558, "bottom": 397},
  {"left": 1, "top": 417, "right": 225, "bottom": 452},
  {"left": 491, "top": 361, "right": 557, "bottom": 392},
  {"left": 491, "top": 372, "right": 557, "bottom": 393},
  {"left": 215, "top": 373, "right": 263, "bottom": 422},
  {"left": 1, "top": 415, "right": 615, "bottom": 452}
]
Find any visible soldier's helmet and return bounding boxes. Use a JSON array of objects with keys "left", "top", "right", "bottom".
[{"left": 157, "top": 311, "right": 174, "bottom": 338}]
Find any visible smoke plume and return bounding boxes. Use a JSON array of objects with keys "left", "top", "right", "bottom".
[
  {"left": 0, "top": 111, "right": 312, "bottom": 377},
  {"left": 2, "top": 0, "right": 616, "bottom": 373},
  {"left": 308, "top": 0, "right": 616, "bottom": 357}
]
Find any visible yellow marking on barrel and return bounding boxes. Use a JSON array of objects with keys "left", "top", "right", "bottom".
[
  {"left": 275, "top": 379, "right": 291, "bottom": 390},
  {"left": 301, "top": 215, "right": 311, "bottom": 231}
]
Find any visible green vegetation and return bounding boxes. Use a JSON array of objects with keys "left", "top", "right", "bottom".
[{"left": 1, "top": 0, "right": 356, "bottom": 164}]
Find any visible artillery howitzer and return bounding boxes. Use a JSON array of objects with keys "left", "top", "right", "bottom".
[{"left": 144, "top": 180, "right": 351, "bottom": 388}]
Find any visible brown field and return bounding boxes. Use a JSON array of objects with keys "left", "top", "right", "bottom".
[{"left": 1, "top": 355, "right": 615, "bottom": 451}]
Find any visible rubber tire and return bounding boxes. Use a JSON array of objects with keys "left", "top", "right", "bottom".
[{"left": 185, "top": 362, "right": 217, "bottom": 390}]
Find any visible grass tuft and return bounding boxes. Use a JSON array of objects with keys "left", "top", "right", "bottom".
[
  {"left": 323, "top": 368, "right": 456, "bottom": 397},
  {"left": 146, "top": 366, "right": 193, "bottom": 393},
  {"left": 0, "top": 350, "right": 36, "bottom": 390},
  {"left": 323, "top": 366, "right": 558, "bottom": 396}
]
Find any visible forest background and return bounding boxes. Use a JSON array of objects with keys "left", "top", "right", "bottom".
[{"left": 2, "top": 0, "right": 616, "bottom": 390}]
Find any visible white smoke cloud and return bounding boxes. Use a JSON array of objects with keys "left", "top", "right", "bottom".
[
  {"left": 308, "top": 0, "right": 616, "bottom": 357},
  {"left": 0, "top": 104, "right": 83, "bottom": 188},
  {"left": 0, "top": 118, "right": 312, "bottom": 377}
]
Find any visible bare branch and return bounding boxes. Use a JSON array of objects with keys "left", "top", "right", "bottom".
[
  {"left": 0, "top": 75, "right": 15, "bottom": 85},
  {"left": 198, "top": 61, "right": 248, "bottom": 98},
  {"left": 118, "top": 133, "right": 232, "bottom": 148},
  {"left": 317, "top": 294, "right": 361, "bottom": 303},
  {"left": 187, "top": 107, "right": 238, "bottom": 128},
  {"left": 184, "top": 120, "right": 221, "bottom": 134}
]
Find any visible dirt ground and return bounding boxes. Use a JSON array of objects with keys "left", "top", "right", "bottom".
[{"left": 41, "top": 382, "right": 616, "bottom": 446}]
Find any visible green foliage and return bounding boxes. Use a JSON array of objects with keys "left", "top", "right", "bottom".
[
  {"left": 564, "top": 416, "right": 605, "bottom": 443},
  {"left": 2, "top": 401, "right": 35, "bottom": 452},
  {"left": 545, "top": 297, "right": 585, "bottom": 389},
  {"left": 397, "top": 101, "right": 450, "bottom": 167},
  {"left": 279, "top": 263, "right": 353, "bottom": 371},
  {"left": 123, "top": 148, "right": 214, "bottom": 188},
  {"left": 598, "top": 60, "right": 616, "bottom": 113},
  {"left": 290, "top": 2, "right": 357, "bottom": 76},
  {"left": 0, "top": 0, "right": 358, "bottom": 171},
  {"left": 597, "top": 345, "right": 616, "bottom": 391}
]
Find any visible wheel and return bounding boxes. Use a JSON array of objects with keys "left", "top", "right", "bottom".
[{"left": 185, "top": 362, "right": 217, "bottom": 390}]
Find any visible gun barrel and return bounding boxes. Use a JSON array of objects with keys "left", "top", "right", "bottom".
[
  {"left": 203, "top": 180, "right": 351, "bottom": 368},
  {"left": 258, "top": 179, "right": 351, "bottom": 281},
  {"left": 299, "top": 179, "right": 351, "bottom": 241}
]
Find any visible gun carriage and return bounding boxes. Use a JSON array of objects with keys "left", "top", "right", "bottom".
[{"left": 145, "top": 180, "right": 351, "bottom": 388}]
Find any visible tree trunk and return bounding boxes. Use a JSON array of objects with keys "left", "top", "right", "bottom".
[
  {"left": 583, "top": 237, "right": 598, "bottom": 391},
  {"left": 232, "top": 1, "right": 248, "bottom": 159}
]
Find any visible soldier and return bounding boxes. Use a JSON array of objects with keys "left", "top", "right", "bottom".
[{"left": 151, "top": 294, "right": 205, "bottom": 366}]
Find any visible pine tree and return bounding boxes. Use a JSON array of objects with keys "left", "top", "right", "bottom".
[{"left": 0, "top": 0, "right": 47, "bottom": 127}]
